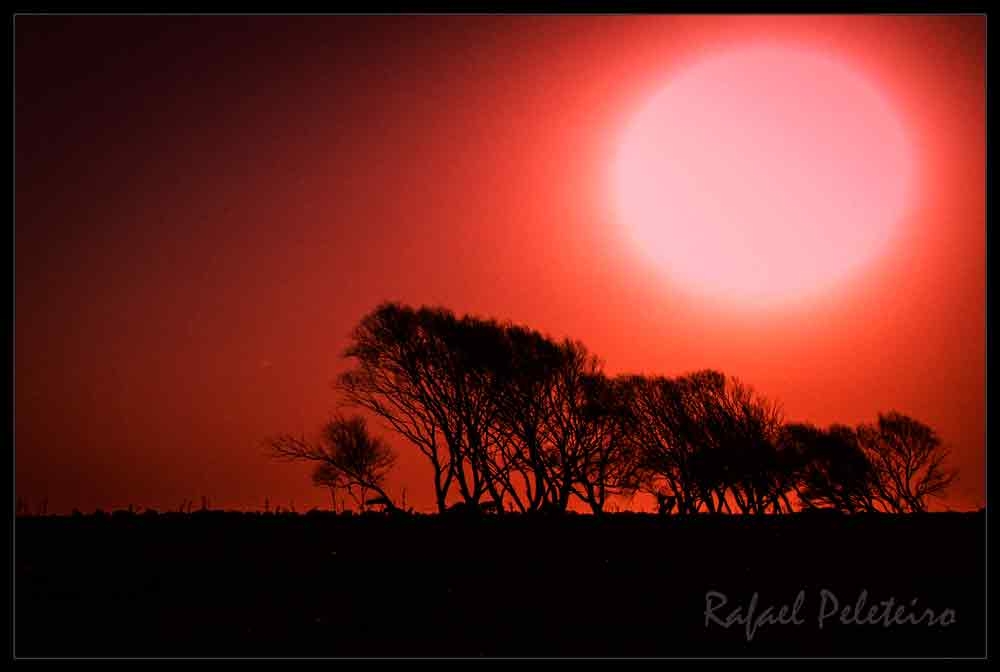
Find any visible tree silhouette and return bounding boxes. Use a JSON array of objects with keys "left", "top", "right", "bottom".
[
  {"left": 624, "top": 370, "right": 797, "bottom": 515},
  {"left": 268, "top": 414, "right": 398, "bottom": 512},
  {"left": 338, "top": 303, "right": 514, "bottom": 512},
  {"left": 487, "top": 324, "right": 565, "bottom": 512},
  {"left": 491, "top": 336, "right": 633, "bottom": 513},
  {"left": 568, "top": 372, "right": 640, "bottom": 514},
  {"left": 856, "top": 411, "right": 956, "bottom": 513},
  {"left": 337, "top": 304, "right": 641, "bottom": 514},
  {"left": 336, "top": 303, "right": 460, "bottom": 512},
  {"left": 620, "top": 375, "right": 678, "bottom": 512},
  {"left": 782, "top": 422, "right": 879, "bottom": 513},
  {"left": 710, "top": 376, "right": 787, "bottom": 515},
  {"left": 272, "top": 302, "right": 959, "bottom": 516}
]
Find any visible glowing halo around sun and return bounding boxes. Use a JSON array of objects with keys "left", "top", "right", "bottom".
[{"left": 613, "top": 44, "right": 914, "bottom": 309}]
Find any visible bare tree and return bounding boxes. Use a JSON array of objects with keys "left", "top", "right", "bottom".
[
  {"left": 337, "top": 303, "right": 511, "bottom": 512},
  {"left": 290, "top": 302, "right": 960, "bottom": 519},
  {"left": 624, "top": 372, "right": 720, "bottom": 515},
  {"left": 856, "top": 411, "right": 956, "bottom": 513},
  {"left": 336, "top": 303, "right": 460, "bottom": 512},
  {"left": 474, "top": 330, "right": 639, "bottom": 514},
  {"left": 710, "top": 376, "right": 786, "bottom": 515},
  {"left": 625, "top": 371, "right": 789, "bottom": 515},
  {"left": 269, "top": 414, "right": 398, "bottom": 512},
  {"left": 487, "top": 324, "right": 564, "bottom": 512},
  {"left": 568, "top": 372, "right": 640, "bottom": 514},
  {"left": 782, "top": 422, "right": 879, "bottom": 513}
]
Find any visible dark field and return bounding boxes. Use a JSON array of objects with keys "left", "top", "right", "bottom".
[{"left": 14, "top": 511, "right": 986, "bottom": 658}]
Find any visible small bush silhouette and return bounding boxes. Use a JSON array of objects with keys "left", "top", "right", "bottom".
[{"left": 269, "top": 414, "right": 398, "bottom": 513}]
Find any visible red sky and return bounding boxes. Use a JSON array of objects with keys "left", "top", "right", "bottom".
[{"left": 15, "top": 15, "right": 985, "bottom": 513}]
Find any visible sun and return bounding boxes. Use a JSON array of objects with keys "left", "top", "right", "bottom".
[{"left": 613, "top": 44, "right": 914, "bottom": 308}]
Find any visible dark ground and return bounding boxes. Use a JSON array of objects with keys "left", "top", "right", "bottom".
[{"left": 14, "top": 510, "right": 986, "bottom": 658}]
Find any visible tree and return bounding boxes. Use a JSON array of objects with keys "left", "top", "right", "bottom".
[
  {"left": 782, "top": 422, "right": 879, "bottom": 513},
  {"left": 856, "top": 411, "right": 956, "bottom": 513},
  {"left": 486, "top": 324, "right": 565, "bottom": 512},
  {"left": 291, "top": 301, "right": 960, "bottom": 518},
  {"left": 625, "top": 370, "right": 789, "bottom": 515},
  {"left": 709, "top": 376, "right": 787, "bottom": 515},
  {"left": 338, "top": 303, "right": 639, "bottom": 515},
  {"left": 500, "top": 339, "right": 635, "bottom": 514},
  {"left": 780, "top": 415, "right": 956, "bottom": 514},
  {"left": 336, "top": 303, "right": 484, "bottom": 512},
  {"left": 624, "top": 372, "right": 725, "bottom": 514},
  {"left": 268, "top": 414, "right": 398, "bottom": 512},
  {"left": 568, "top": 372, "right": 641, "bottom": 514}
]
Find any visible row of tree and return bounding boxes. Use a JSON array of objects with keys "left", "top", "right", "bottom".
[{"left": 269, "top": 302, "right": 956, "bottom": 515}]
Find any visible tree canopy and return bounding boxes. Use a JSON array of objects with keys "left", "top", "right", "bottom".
[{"left": 270, "top": 302, "right": 958, "bottom": 515}]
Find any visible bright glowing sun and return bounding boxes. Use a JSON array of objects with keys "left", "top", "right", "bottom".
[{"left": 614, "top": 45, "right": 913, "bottom": 308}]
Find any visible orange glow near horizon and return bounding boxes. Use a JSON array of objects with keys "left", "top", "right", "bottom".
[{"left": 14, "top": 15, "right": 985, "bottom": 514}]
